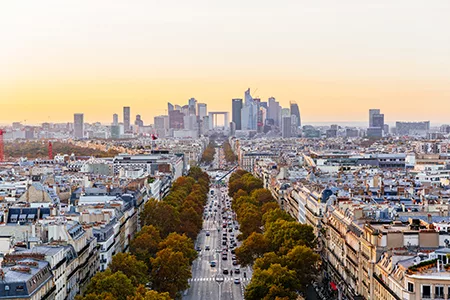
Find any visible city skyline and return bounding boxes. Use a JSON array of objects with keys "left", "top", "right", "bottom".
[{"left": 2, "top": 0, "right": 450, "bottom": 124}]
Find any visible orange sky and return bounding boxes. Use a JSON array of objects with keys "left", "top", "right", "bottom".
[{"left": 1, "top": 0, "right": 450, "bottom": 125}]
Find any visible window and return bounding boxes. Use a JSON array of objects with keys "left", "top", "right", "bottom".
[
  {"left": 422, "top": 285, "right": 431, "bottom": 298},
  {"left": 407, "top": 282, "right": 414, "bottom": 292},
  {"left": 435, "top": 286, "right": 444, "bottom": 298}
]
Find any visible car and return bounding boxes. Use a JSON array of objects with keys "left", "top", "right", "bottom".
[
  {"left": 210, "top": 261, "right": 216, "bottom": 267},
  {"left": 231, "top": 249, "right": 236, "bottom": 254},
  {"left": 232, "top": 260, "right": 238, "bottom": 266},
  {"left": 222, "top": 241, "right": 227, "bottom": 246},
  {"left": 223, "top": 268, "right": 229, "bottom": 275},
  {"left": 234, "top": 226, "right": 239, "bottom": 230},
  {"left": 234, "top": 278, "right": 241, "bottom": 284},
  {"left": 196, "top": 246, "right": 201, "bottom": 251},
  {"left": 234, "top": 268, "right": 240, "bottom": 274},
  {"left": 205, "top": 245, "right": 210, "bottom": 251},
  {"left": 222, "top": 255, "right": 228, "bottom": 260},
  {"left": 232, "top": 242, "right": 237, "bottom": 247},
  {"left": 228, "top": 228, "right": 232, "bottom": 232},
  {"left": 206, "top": 231, "right": 210, "bottom": 236}
]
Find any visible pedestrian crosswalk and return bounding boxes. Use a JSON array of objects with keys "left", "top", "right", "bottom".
[{"left": 188, "top": 277, "right": 250, "bottom": 283}]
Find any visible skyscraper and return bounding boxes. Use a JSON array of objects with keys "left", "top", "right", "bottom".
[
  {"left": 290, "top": 101, "right": 301, "bottom": 128},
  {"left": 112, "top": 113, "right": 119, "bottom": 126},
  {"left": 282, "top": 116, "right": 292, "bottom": 138},
  {"left": 241, "top": 89, "right": 258, "bottom": 130},
  {"left": 197, "top": 103, "right": 207, "bottom": 119},
  {"left": 168, "top": 102, "right": 174, "bottom": 112},
  {"left": 268, "top": 97, "right": 281, "bottom": 127},
  {"left": 369, "top": 109, "right": 381, "bottom": 127},
  {"left": 232, "top": 99, "right": 243, "bottom": 130},
  {"left": 135, "top": 115, "right": 144, "bottom": 127},
  {"left": 123, "top": 106, "right": 130, "bottom": 132},
  {"left": 74, "top": 113, "right": 84, "bottom": 138},
  {"left": 188, "top": 98, "right": 197, "bottom": 115}
]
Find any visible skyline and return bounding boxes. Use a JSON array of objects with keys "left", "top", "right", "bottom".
[{"left": 2, "top": 0, "right": 450, "bottom": 124}]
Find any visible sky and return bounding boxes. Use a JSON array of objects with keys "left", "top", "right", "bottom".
[{"left": 1, "top": 0, "right": 450, "bottom": 125}]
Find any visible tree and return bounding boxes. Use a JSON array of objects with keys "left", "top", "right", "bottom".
[
  {"left": 150, "top": 248, "right": 191, "bottom": 299},
  {"left": 179, "top": 206, "right": 203, "bottom": 240},
  {"left": 237, "top": 204, "right": 262, "bottom": 240},
  {"left": 84, "top": 270, "right": 135, "bottom": 300},
  {"left": 76, "top": 293, "right": 115, "bottom": 300},
  {"left": 261, "top": 202, "right": 279, "bottom": 216},
  {"left": 130, "top": 225, "right": 162, "bottom": 266},
  {"left": 251, "top": 189, "right": 276, "bottom": 206},
  {"left": 244, "top": 264, "right": 300, "bottom": 300},
  {"left": 262, "top": 208, "right": 294, "bottom": 227},
  {"left": 283, "top": 245, "right": 320, "bottom": 292},
  {"left": 129, "top": 286, "right": 172, "bottom": 300},
  {"left": 265, "top": 219, "right": 316, "bottom": 254},
  {"left": 109, "top": 253, "right": 148, "bottom": 286},
  {"left": 158, "top": 233, "right": 198, "bottom": 264},
  {"left": 253, "top": 252, "right": 282, "bottom": 271},
  {"left": 141, "top": 200, "right": 180, "bottom": 238},
  {"left": 235, "top": 232, "right": 270, "bottom": 267}
]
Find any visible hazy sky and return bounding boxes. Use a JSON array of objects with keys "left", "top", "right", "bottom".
[{"left": 1, "top": 0, "right": 450, "bottom": 125}]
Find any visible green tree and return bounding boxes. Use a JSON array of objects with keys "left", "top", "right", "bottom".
[
  {"left": 261, "top": 202, "right": 279, "bottom": 216},
  {"left": 244, "top": 264, "right": 300, "bottom": 300},
  {"left": 130, "top": 225, "right": 162, "bottom": 266},
  {"left": 251, "top": 189, "right": 276, "bottom": 206},
  {"left": 158, "top": 233, "right": 198, "bottom": 264},
  {"left": 235, "top": 232, "right": 270, "bottom": 267},
  {"left": 108, "top": 253, "right": 148, "bottom": 286},
  {"left": 265, "top": 219, "right": 316, "bottom": 254},
  {"left": 141, "top": 199, "right": 180, "bottom": 238},
  {"left": 262, "top": 208, "right": 295, "bottom": 227},
  {"left": 84, "top": 270, "right": 135, "bottom": 300},
  {"left": 129, "top": 285, "right": 172, "bottom": 300},
  {"left": 76, "top": 292, "right": 115, "bottom": 300},
  {"left": 150, "top": 248, "right": 191, "bottom": 299},
  {"left": 283, "top": 245, "right": 320, "bottom": 292}
]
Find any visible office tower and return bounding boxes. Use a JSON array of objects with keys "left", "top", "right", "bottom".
[
  {"left": 168, "top": 102, "right": 174, "bottom": 112},
  {"left": 111, "top": 125, "right": 120, "bottom": 139},
  {"left": 290, "top": 101, "right": 301, "bottom": 128},
  {"left": 229, "top": 122, "right": 236, "bottom": 136},
  {"left": 282, "top": 116, "right": 292, "bottom": 138},
  {"left": 74, "top": 113, "right": 84, "bottom": 138},
  {"left": 135, "top": 115, "right": 144, "bottom": 127},
  {"left": 268, "top": 97, "right": 281, "bottom": 127},
  {"left": 154, "top": 115, "right": 169, "bottom": 138},
  {"left": 396, "top": 121, "right": 430, "bottom": 136},
  {"left": 257, "top": 106, "right": 267, "bottom": 133},
  {"left": 188, "top": 98, "right": 197, "bottom": 115},
  {"left": 183, "top": 115, "right": 198, "bottom": 130},
  {"left": 259, "top": 101, "right": 268, "bottom": 109},
  {"left": 112, "top": 114, "right": 119, "bottom": 125},
  {"left": 123, "top": 106, "right": 131, "bottom": 132},
  {"left": 372, "top": 113, "right": 384, "bottom": 128},
  {"left": 232, "top": 98, "right": 243, "bottom": 130},
  {"left": 241, "top": 89, "right": 258, "bottom": 130},
  {"left": 169, "top": 110, "right": 185, "bottom": 129},
  {"left": 197, "top": 103, "right": 207, "bottom": 119},
  {"left": 281, "top": 108, "right": 290, "bottom": 117},
  {"left": 369, "top": 109, "right": 381, "bottom": 127}
]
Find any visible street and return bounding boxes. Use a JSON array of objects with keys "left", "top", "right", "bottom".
[{"left": 183, "top": 145, "right": 252, "bottom": 300}]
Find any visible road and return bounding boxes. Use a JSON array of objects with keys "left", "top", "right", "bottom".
[{"left": 184, "top": 146, "right": 252, "bottom": 300}]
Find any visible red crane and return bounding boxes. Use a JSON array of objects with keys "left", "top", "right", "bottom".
[
  {"left": 48, "top": 141, "right": 53, "bottom": 160},
  {"left": 0, "top": 129, "right": 4, "bottom": 162}
]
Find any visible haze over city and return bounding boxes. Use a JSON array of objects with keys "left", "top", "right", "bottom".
[{"left": 2, "top": 0, "right": 450, "bottom": 124}]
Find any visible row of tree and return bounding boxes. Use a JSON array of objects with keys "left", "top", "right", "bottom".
[
  {"left": 229, "top": 170, "right": 320, "bottom": 300},
  {"left": 77, "top": 166, "right": 210, "bottom": 300},
  {"left": 222, "top": 141, "right": 237, "bottom": 163},
  {"left": 200, "top": 142, "right": 215, "bottom": 164},
  {"left": 5, "top": 141, "right": 119, "bottom": 159}
]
